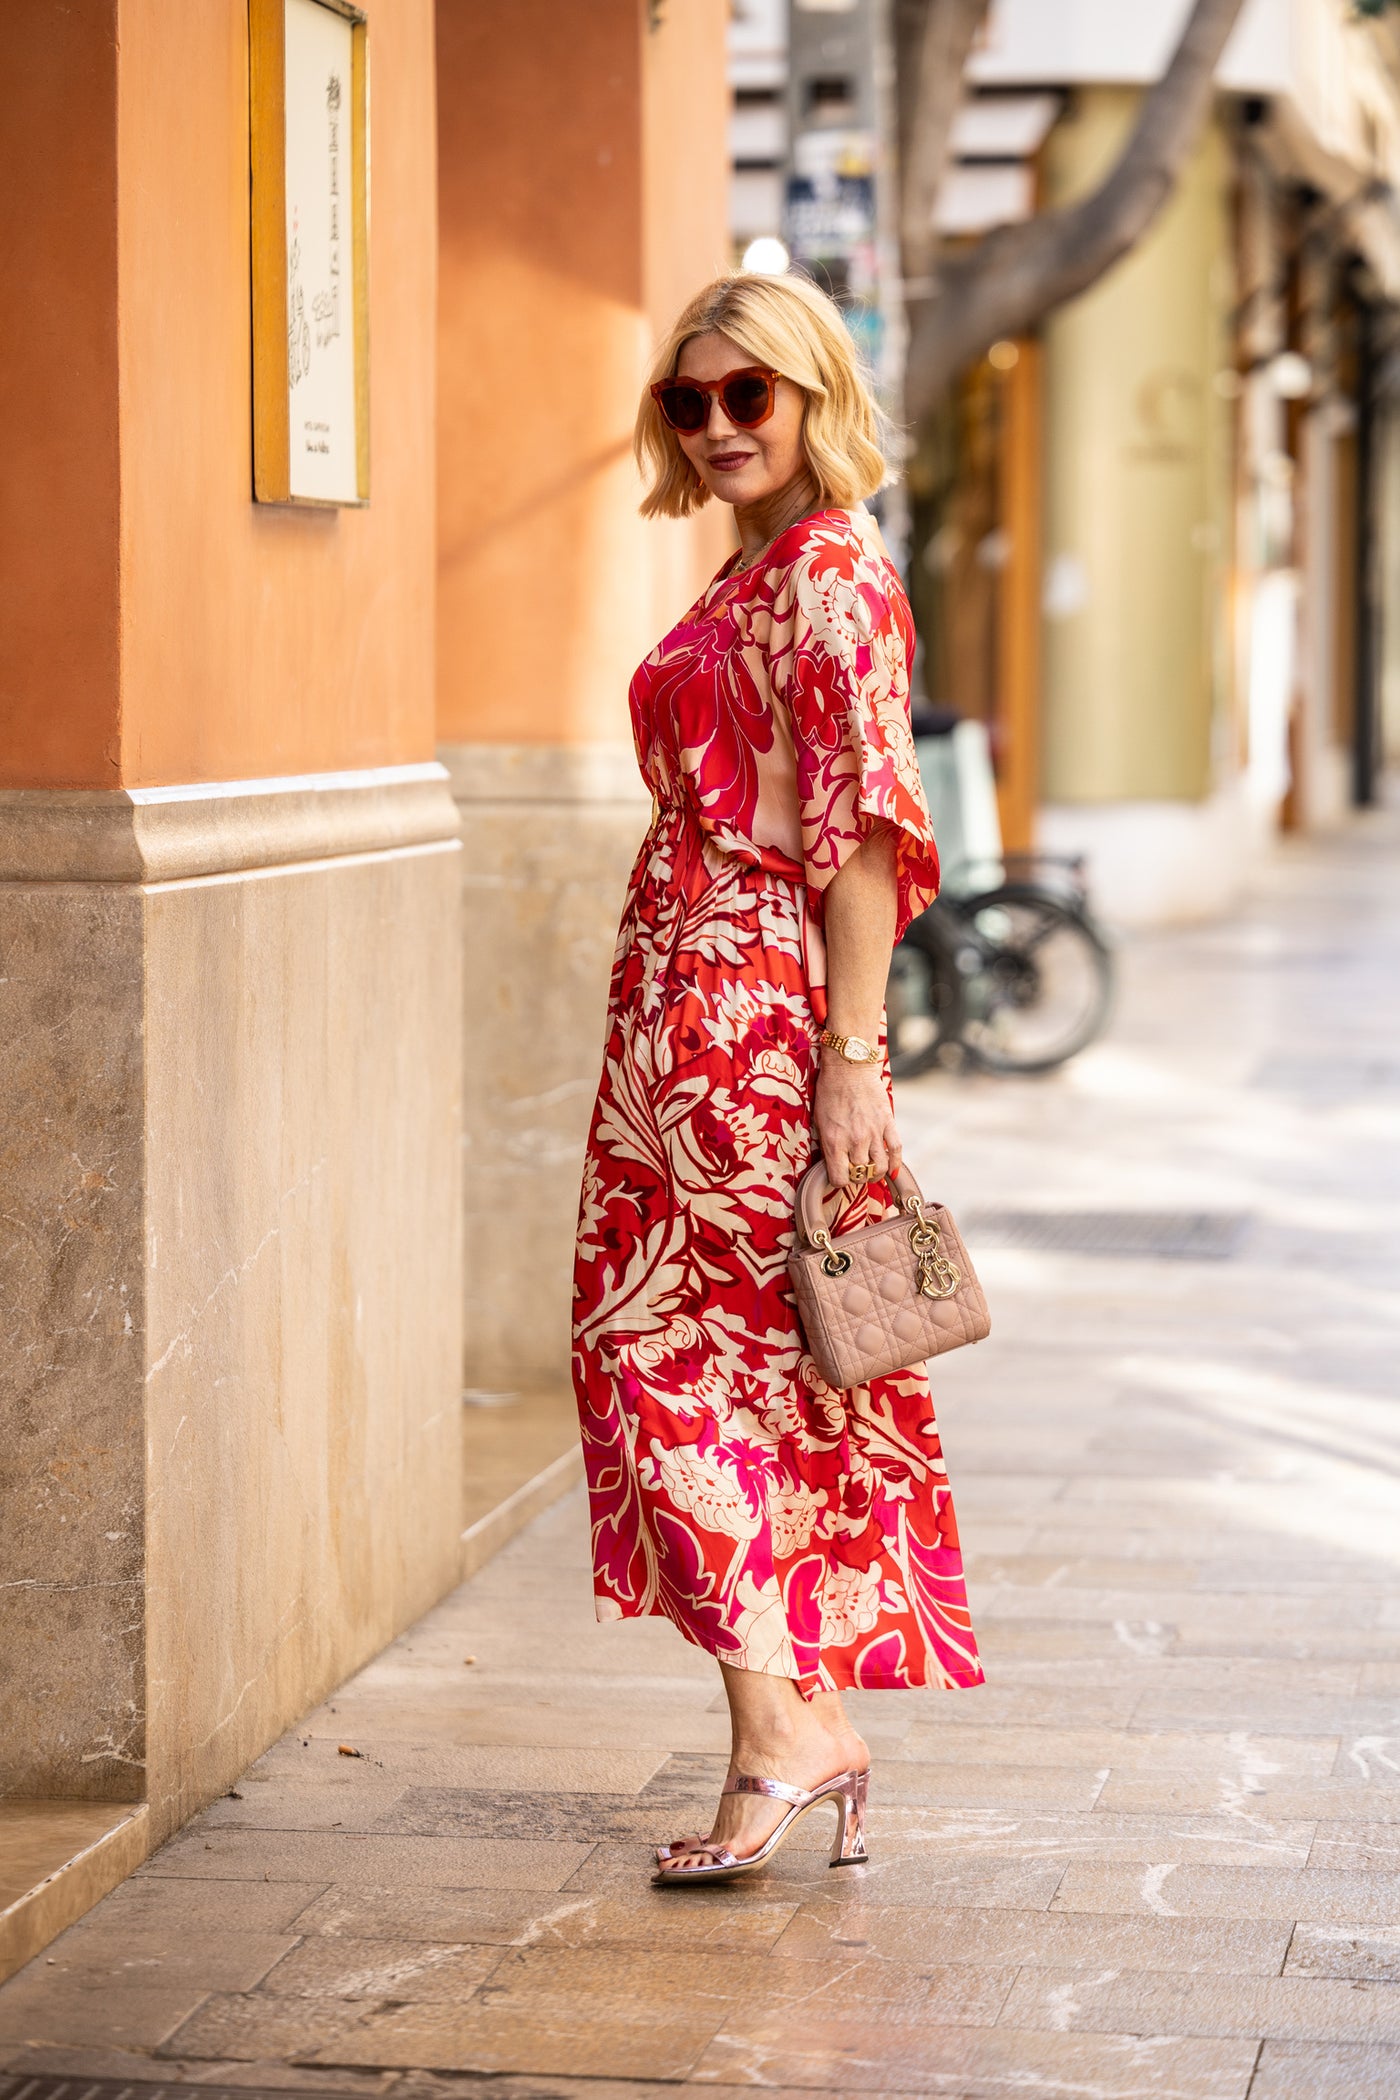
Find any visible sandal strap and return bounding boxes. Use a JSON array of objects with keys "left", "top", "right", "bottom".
[
  {"left": 660, "top": 1844, "right": 738, "bottom": 1871},
  {"left": 724, "top": 1773, "right": 809, "bottom": 1805},
  {"left": 655, "top": 1834, "right": 706, "bottom": 1861}
]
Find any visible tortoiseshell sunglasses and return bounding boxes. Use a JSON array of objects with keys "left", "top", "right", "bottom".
[{"left": 650, "top": 366, "right": 781, "bottom": 434}]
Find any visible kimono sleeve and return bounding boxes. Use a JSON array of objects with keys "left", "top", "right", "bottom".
[{"left": 769, "top": 529, "right": 940, "bottom": 938}]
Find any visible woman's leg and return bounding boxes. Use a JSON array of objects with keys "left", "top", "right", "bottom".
[{"left": 660, "top": 1662, "right": 870, "bottom": 1872}]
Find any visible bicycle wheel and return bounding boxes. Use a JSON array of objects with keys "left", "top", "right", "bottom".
[
  {"left": 886, "top": 908, "right": 965, "bottom": 1078},
  {"left": 952, "top": 885, "right": 1113, "bottom": 1075}
]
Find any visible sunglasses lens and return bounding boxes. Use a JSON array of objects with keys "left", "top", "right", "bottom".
[
  {"left": 722, "top": 374, "right": 772, "bottom": 425},
  {"left": 658, "top": 384, "right": 707, "bottom": 432}
]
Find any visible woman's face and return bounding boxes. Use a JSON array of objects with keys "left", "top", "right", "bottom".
[{"left": 673, "top": 330, "right": 809, "bottom": 508}]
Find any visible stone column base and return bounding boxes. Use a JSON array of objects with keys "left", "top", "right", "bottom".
[
  {"left": 441, "top": 742, "right": 648, "bottom": 1392},
  {"left": 0, "top": 764, "right": 464, "bottom": 1845}
]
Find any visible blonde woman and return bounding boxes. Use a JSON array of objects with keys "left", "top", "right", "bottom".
[{"left": 572, "top": 273, "right": 983, "bottom": 1884}]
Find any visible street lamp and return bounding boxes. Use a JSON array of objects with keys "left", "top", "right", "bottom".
[
  {"left": 742, "top": 236, "right": 791, "bottom": 274},
  {"left": 1266, "top": 351, "right": 1312, "bottom": 400}
]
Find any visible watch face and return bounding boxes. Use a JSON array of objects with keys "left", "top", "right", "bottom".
[{"left": 843, "top": 1036, "right": 872, "bottom": 1062}]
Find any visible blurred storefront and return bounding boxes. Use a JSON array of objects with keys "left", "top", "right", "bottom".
[
  {"left": 973, "top": 0, "right": 1400, "bottom": 922},
  {"left": 732, "top": 0, "right": 1400, "bottom": 918}
]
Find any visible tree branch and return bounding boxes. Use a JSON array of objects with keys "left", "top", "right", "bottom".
[
  {"left": 904, "top": 0, "right": 1248, "bottom": 419},
  {"left": 895, "top": 0, "right": 991, "bottom": 285}
]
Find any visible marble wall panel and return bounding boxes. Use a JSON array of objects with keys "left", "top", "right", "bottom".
[
  {"left": 0, "top": 883, "right": 146, "bottom": 1800},
  {"left": 141, "top": 840, "right": 465, "bottom": 1841},
  {"left": 444, "top": 744, "right": 648, "bottom": 1390},
  {"left": 2, "top": 771, "right": 466, "bottom": 1841}
]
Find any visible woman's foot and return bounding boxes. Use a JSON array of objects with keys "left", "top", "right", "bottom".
[{"left": 656, "top": 1679, "right": 869, "bottom": 1875}]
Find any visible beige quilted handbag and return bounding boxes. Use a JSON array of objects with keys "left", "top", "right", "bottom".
[{"left": 787, "top": 1162, "right": 990, "bottom": 1391}]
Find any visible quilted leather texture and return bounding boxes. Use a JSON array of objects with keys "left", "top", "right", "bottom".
[{"left": 788, "top": 1200, "right": 990, "bottom": 1392}]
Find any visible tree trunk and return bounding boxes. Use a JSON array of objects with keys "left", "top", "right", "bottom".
[
  {"left": 895, "top": 0, "right": 990, "bottom": 288},
  {"left": 902, "top": 0, "right": 1248, "bottom": 422}
]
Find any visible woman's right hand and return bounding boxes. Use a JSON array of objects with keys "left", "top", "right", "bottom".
[{"left": 815, "top": 1056, "right": 904, "bottom": 1194}]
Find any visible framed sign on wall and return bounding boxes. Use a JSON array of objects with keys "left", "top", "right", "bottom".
[{"left": 250, "top": 0, "right": 368, "bottom": 505}]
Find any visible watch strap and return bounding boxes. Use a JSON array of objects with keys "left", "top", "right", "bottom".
[{"left": 819, "top": 1028, "right": 880, "bottom": 1065}]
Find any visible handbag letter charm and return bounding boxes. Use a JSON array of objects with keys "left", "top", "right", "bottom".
[{"left": 908, "top": 1200, "right": 960, "bottom": 1299}]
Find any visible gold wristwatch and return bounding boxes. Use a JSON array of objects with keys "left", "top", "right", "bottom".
[{"left": 819, "top": 1028, "right": 881, "bottom": 1066}]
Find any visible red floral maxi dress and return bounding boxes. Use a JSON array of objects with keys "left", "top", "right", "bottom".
[{"left": 572, "top": 506, "right": 983, "bottom": 1698}]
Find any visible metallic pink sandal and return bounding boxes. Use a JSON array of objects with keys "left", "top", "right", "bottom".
[{"left": 653, "top": 1769, "right": 870, "bottom": 1885}]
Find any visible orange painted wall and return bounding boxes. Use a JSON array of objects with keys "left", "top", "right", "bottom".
[
  {"left": 0, "top": 2, "right": 122, "bottom": 788},
  {"left": 5, "top": 0, "right": 729, "bottom": 786},
  {"left": 642, "top": 0, "right": 734, "bottom": 643},
  {"left": 116, "top": 0, "right": 437, "bottom": 786},
  {"left": 2, "top": 0, "right": 437, "bottom": 791},
  {"left": 643, "top": 0, "right": 730, "bottom": 338},
  {"left": 435, "top": 0, "right": 730, "bottom": 749}
]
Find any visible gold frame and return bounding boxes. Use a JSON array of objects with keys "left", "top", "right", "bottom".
[{"left": 250, "top": 0, "right": 369, "bottom": 505}]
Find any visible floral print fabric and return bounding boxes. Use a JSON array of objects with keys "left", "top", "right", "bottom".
[{"left": 572, "top": 507, "right": 983, "bottom": 1697}]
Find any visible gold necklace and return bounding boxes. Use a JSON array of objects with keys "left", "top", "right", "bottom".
[{"left": 732, "top": 488, "right": 821, "bottom": 573}]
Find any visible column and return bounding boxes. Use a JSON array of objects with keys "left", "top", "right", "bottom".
[
  {"left": 435, "top": 0, "right": 730, "bottom": 1394},
  {"left": 1037, "top": 89, "right": 1238, "bottom": 923},
  {"left": 0, "top": 0, "right": 462, "bottom": 1967}
]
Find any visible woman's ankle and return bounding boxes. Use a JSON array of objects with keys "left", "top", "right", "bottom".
[
  {"left": 716, "top": 1662, "right": 867, "bottom": 1782},
  {"left": 731, "top": 1717, "right": 803, "bottom": 1770}
]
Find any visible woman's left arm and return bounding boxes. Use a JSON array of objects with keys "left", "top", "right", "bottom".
[{"left": 814, "top": 822, "right": 904, "bottom": 1193}]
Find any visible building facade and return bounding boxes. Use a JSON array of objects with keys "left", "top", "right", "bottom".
[
  {"left": 980, "top": 0, "right": 1400, "bottom": 920},
  {"left": 1, "top": 0, "right": 728, "bottom": 1976},
  {"left": 6, "top": 0, "right": 1398, "bottom": 1979}
]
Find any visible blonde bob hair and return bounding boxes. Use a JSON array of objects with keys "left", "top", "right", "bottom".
[{"left": 635, "top": 272, "right": 887, "bottom": 520}]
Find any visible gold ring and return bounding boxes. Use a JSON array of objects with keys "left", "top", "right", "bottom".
[{"left": 850, "top": 1162, "right": 874, "bottom": 1182}]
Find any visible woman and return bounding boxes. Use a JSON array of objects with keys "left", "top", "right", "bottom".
[{"left": 572, "top": 272, "right": 983, "bottom": 1884}]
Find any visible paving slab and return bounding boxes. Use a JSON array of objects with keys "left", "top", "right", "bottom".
[
  {"left": 156, "top": 1992, "right": 375, "bottom": 2061},
  {"left": 895, "top": 1725, "right": 1340, "bottom": 1775},
  {"left": 563, "top": 1842, "right": 1070, "bottom": 1911},
  {"left": 25, "top": 1925, "right": 296, "bottom": 1993},
  {"left": 1309, "top": 1824, "right": 1400, "bottom": 1872},
  {"left": 1249, "top": 2038, "right": 1400, "bottom": 2097},
  {"left": 687, "top": 2022, "right": 1262, "bottom": 2095},
  {"left": 770, "top": 1900, "right": 1292, "bottom": 1974},
  {"left": 0, "top": 1975, "right": 207, "bottom": 2051},
  {"left": 308, "top": 1999, "right": 721, "bottom": 2079},
  {"left": 256, "top": 1935, "right": 506, "bottom": 2001},
  {"left": 142, "top": 1827, "right": 592, "bottom": 1890},
  {"left": 998, "top": 1966, "right": 1400, "bottom": 2043},
  {"left": 1052, "top": 1863, "right": 1400, "bottom": 1922},
  {"left": 1286, "top": 1922, "right": 1400, "bottom": 1982},
  {"left": 51, "top": 1876, "right": 331, "bottom": 1933},
  {"left": 1097, "top": 1775, "right": 1400, "bottom": 1820}
]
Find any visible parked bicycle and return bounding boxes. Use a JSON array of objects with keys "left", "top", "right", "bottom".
[{"left": 887, "top": 852, "right": 1114, "bottom": 1077}]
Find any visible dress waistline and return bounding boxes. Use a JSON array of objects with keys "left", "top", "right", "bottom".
[{"left": 639, "top": 792, "right": 830, "bottom": 1024}]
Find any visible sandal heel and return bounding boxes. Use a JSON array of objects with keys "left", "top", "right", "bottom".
[
  {"left": 828, "top": 1768, "right": 870, "bottom": 1866},
  {"left": 654, "top": 1767, "right": 871, "bottom": 1886}
]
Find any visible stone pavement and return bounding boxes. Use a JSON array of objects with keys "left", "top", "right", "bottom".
[{"left": 2, "top": 811, "right": 1399, "bottom": 2098}]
